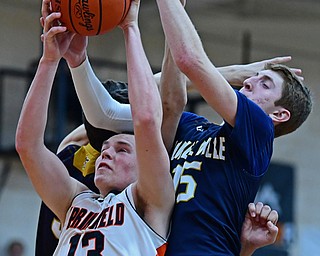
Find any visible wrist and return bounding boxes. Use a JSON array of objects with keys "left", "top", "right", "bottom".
[
  {"left": 39, "top": 57, "right": 60, "bottom": 67},
  {"left": 66, "top": 53, "right": 87, "bottom": 68},
  {"left": 120, "top": 22, "right": 139, "bottom": 33},
  {"left": 240, "top": 240, "right": 257, "bottom": 256}
]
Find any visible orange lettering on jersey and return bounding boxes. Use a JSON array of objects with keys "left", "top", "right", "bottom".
[
  {"left": 67, "top": 203, "right": 125, "bottom": 231},
  {"left": 67, "top": 207, "right": 88, "bottom": 228}
]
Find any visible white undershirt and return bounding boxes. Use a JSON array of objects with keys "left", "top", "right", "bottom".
[{"left": 69, "top": 57, "right": 134, "bottom": 133}]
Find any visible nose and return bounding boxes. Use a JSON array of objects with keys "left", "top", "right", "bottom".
[
  {"left": 242, "top": 78, "right": 253, "bottom": 91},
  {"left": 101, "top": 147, "right": 114, "bottom": 160}
]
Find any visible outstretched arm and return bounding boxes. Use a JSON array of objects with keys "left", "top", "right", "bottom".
[
  {"left": 154, "top": 56, "right": 303, "bottom": 90},
  {"left": 159, "top": 0, "right": 187, "bottom": 153},
  {"left": 60, "top": 29, "right": 133, "bottom": 133},
  {"left": 155, "top": 1, "right": 304, "bottom": 127},
  {"left": 15, "top": 0, "right": 86, "bottom": 223},
  {"left": 160, "top": 42, "right": 187, "bottom": 152},
  {"left": 217, "top": 56, "right": 303, "bottom": 87},
  {"left": 155, "top": 0, "right": 238, "bottom": 126},
  {"left": 240, "top": 202, "right": 279, "bottom": 256},
  {"left": 119, "top": 0, "right": 174, "bottom": 238},
  {"left": 69, "top": 58, "right": 133, "bottom": 132}
]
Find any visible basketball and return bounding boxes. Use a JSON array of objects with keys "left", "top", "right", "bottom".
[{"left": 50, "top": 0, "right": 131, "bottom": 36}]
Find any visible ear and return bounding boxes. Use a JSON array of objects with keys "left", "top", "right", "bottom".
[{"left": 269, "top": 108, "right": 291, "bottom": 124}]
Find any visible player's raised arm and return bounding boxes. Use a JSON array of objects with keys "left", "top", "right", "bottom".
[
  {"left": 155, "top": 0, "right": 238, "bottom": 126},
  {"left": 160, "top": 42, "right": 187, "bottom": 152},
  {"left": 15, "top": 0, "right": 86, "bottom": 224},
  {"left": 119, "top": 0, "right": 174, "bottom": 238}
]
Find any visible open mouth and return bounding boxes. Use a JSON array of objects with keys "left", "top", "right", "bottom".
[{"left": 98, "top": 162, "right": 112, "bottom": 171}]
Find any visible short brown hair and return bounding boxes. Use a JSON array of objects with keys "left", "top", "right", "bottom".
[{"left": 266, "top": 63, "right": 312, "bottom": 137}]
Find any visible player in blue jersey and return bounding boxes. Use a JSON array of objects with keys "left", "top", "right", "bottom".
[{"left": 154, "top": 0, "right": 312, "bottom": 255}]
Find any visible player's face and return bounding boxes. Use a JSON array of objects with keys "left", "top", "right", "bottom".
[
  {"left": 95, "top": 134, "right": 137, "bottom": 196},
  {"left": 239, "top": 70, "right": 284, "bottom": 114}
]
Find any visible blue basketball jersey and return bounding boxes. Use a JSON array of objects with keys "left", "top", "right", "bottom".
[{"left": 166, "top": 91, "right": 274, "bottom": 255}]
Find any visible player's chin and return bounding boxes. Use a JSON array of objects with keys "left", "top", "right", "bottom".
[
  {"left": 94, "top": 171, "right": 109, "bottom": 183},
  {"left": 94, "top": 175, "right": 109, "bottom": 190}
]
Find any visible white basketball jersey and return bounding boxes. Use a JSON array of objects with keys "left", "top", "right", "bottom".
[{"left": 53, "top": 184, "right": 167, "bottom": 256}]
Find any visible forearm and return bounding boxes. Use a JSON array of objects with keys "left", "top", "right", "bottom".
[
  {"left": 156, "top": 0, "right": 238, "bottom": 126},
  {"left": 155, "top": 67, "right": 242, "bottom": 91},
  {"left": 122, "top": 9, "right": 174, "bottom": 220},
  {"left": 155, "top": 64, "right": 253, "bottom": 90},
  {"left": 160, "top": 42, "right": 186, "bottom": 152},
  {"left": 16, "top": 57, "right": 62, "bottom": 199},
  {"left": 124, "top": 24, "right": 161, "bottom": 125},
  {"left": 16, "top": 58, "right": 59, "bottom": 150},
  {"left": 156, "top": 0, "right": 204, "bottom": 74},
  {"left": 216, "top": 57, "right": 292, "bottom": 87},
  {"left": 217, "top": 65, "right": 254, "bottom": 87},
  {"left": 16, "top": 57, "right": 81, "bottom": 219},
  {"left": 69, "top": 57, "right": 133, "bottom": 133}
]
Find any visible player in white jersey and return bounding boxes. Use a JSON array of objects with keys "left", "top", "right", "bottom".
[
  {"left": 15, "top": 0, "right": 174, "bottom": 255},
  {"left": 54, "top": 185, "right": 167, "bottom": 255}
]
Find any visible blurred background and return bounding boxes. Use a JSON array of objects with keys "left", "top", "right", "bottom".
[{"left": 0, "top": 0, "right": 319, "bottom": 255}]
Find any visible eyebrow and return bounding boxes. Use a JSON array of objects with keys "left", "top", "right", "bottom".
[{"left": 102, "top": 140, "right": 133, "bottom": 149}]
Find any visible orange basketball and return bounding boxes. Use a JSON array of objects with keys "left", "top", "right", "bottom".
[{"left": 51, "top": 0, "right": 131, "bottom": 36}]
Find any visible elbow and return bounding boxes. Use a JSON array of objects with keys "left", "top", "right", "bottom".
[
  {"left": 174, "top": 51, "right": 202, "bottom": 79},
  {"left": 15, "top": 126, "right": 35, "bottom": 157},
  {"left": 174, "top": 54, "right": 191, "bottom": 74},
  {"left": 133, "top": 111, "right": 161, "bottom": 133},
  {"left": 15, "top": 128, "right": 27, "bottom": 156},
  {"left": 162, "top": 94, "right": 186, "bottom": 116}
]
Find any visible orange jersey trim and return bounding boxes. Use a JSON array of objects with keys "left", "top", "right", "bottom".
[{"left": 156, "top": 242, "right": 167, "bottom": 256}]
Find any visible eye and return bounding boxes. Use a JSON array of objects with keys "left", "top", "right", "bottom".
[
  {"left": 118, "top": 148, "right": 128, "bottom": 153},
  {"left": 262, "top": 83, "right": 269, "bottom": 89}
]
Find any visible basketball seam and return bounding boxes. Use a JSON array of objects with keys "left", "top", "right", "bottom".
[
  {"left": 69, "top": 0, "right": 79, "bottom": 34},
  {"left": 96, "top": 0, "right": 103, "bottom": 35},
  {"left": 119, "top": 0, "right": 129, "bottom": 23}
]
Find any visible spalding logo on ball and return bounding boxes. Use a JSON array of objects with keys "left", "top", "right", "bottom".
[{"left": 51, "top": 0, "right": 131, "bottom": 36}]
